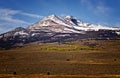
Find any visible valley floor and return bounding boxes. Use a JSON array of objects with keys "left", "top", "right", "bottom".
[{"left": 0, "top": 40, "right": 120, "bottom": 76}]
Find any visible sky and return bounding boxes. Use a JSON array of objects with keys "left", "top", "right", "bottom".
[{"left": 0, "top": 0, "right": 120, "bottom": 33}]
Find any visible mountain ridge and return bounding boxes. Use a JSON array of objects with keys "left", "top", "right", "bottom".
[
  {"left": 0, "top": 14, "right": 120, "bottom": 49},
  {"left": 1, "top": 14, "right": 120, "bottom": 37}
]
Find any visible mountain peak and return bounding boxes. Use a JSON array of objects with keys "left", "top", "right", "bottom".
[
  {"left": 47, "top": 14, "right": 58, "bottom": 18},
  {"left": 49, "top": 14, "right": 57, "bottom": 17},
  {"left": 43, "top": 14, "right": 59, "bottom": 20},
  {"left": 15, "top": 27, "right": 26, "bottom": 31},
  {"left": 28, "top": 14, "right": 120, "bottom": 32},
  {"left": 65, "top": 16, "right": 74, "bottom": 19},
  {"left": 0, "top": 14, "right": 120, "bottom": 46}
]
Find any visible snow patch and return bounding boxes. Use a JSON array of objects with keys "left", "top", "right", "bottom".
[
  {"left": 116, "top": 31, "right": 120, "bottom": 35},
  {"left": 14, "top": 31, "right": 28, "bottom": 36}
]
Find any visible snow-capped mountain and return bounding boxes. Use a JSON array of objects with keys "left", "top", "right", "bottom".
[
  {"left": 0, "top": 14, "right": 120, "bottom": 49},
  {"left": 1, "top": 14, "right": 120, "bottom": 38},
  {"left": 28, "top": 14, "right": 84, "bottom": 33},
  {"left": 0, "top": 27, "right": 29, "bottom": 38},
  {"left": 28, "top": 14, "right": 120, "bottom": 32}
]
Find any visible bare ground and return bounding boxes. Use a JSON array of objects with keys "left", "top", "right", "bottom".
[{"left": 0, "top": 40, "right": 120, "bottom": 76}]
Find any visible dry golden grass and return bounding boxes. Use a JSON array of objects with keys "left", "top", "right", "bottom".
[
  {"left": 7, "top": 40, "right": 103, "bottom": 52},
  {"left": 0, "top": 40, "right": 120, "bottom": 76},
  {"left": 0, "top": 74, "right": 120, "bottom": 78}
]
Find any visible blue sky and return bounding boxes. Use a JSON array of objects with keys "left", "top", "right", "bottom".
[{"left": 0, "top": 0, "right": 120, "bottom": 33}]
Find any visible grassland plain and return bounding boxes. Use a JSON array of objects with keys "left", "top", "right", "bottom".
[{"left": 0, "top": 40, "right": 120, "bottom": 77}]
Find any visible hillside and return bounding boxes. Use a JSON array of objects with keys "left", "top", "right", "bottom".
[
  {"left": 0, "top": 15, "right": 120, "bottom": 49},
  {"left": 0, "top": 40, "right": 120, "bottom": 75}
]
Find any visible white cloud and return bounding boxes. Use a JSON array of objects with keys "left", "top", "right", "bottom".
[
  {"left": 0, "top": 8, "right": 20, "bottom": 15},
  {"left": 0, "top": 16, "right": 29, "bottom": 24},
  {"left": 0, "top": 8, "right": 44, "bottom": 34},
  {"left": 0, "top": 8, "right": 44, "bottom": 23},
  {"left": 0, "top": 8, "right": 29, "bottom": 24},
  {"left": 21, "top": 12, "right": 44, "bottom": 18}
]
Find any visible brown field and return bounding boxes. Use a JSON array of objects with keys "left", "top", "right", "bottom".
[
  {"left": 0, "top": 40, "right": 120, "bottom": 77},
  {"left": 0, "top": 74, "right": 120, "bottom": 78}
]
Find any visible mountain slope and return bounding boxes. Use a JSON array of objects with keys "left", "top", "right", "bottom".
[
  {"left": 28, "top": 14, "right": 120, "bottom": 33},
  {"left": 0, "top": 14, "right": 120, "bottom": 49},
  {"left": 28, "top": 14, "right": 85, "bottom": 34}
]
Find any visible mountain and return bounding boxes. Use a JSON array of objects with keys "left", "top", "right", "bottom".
[
  {"left": 0, "top": 14, "right": 120, "bottom": 49},
  {"left": 28, "top": 14, "right": 85, "bottom": 33},
  {"left": 28, "top": 14, "right": 120, "bottom": 32},
  {"left": 0, "top": 27, "right": 29, "bottom": 38}
]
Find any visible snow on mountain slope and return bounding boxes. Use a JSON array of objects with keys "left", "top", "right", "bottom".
[
  {"left": 64, "top": 16, "right": 89, "bottom": 27},
  {"left": 0, "top": 14, "right": 120, "bottom": 47},
  {"left": 116, "top": 31, "right": 120, "bottom": 35},
  {"left": 28, "top": 14, "right": 120, "bottom": 33},
  {"left": 14, "top": 31, "right": 29, "bottom": 36},
  {"left": 64, "top": 15, "right": 120, "bottom": 31},
  {"left": 0, "top": 27, "right": 29, "bottom": 38},
  {"left": 41, "top": 14, "right": 71, "bottom": 27},
  {"left": 64, "top": 16, "right": 78, "bottom": 26},
  {"left": 28, "top": 15, "right": 85, "bottom": 33}
]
